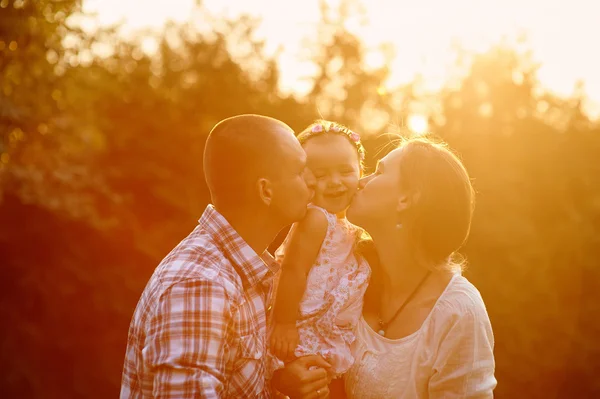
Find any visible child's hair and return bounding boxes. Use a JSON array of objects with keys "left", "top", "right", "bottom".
[{"left": 297, "top": 120, "right": 366, "bottom": 171}]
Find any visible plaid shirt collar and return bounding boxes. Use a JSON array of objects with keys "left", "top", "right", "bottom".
[{"left": 199, "top": 204, "right": 279, "bottom": 290}]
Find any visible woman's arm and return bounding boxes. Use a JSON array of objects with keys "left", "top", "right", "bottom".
[
  {"left": 428, "top": 305, "right": 497, "bottom": 399},
  {"left": 271, "top": 208, "right": 328, "bottom": 360}
]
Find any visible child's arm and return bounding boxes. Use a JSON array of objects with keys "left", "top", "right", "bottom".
[{"left": 271, "top": 208, "right": 328, "bottom": 361}]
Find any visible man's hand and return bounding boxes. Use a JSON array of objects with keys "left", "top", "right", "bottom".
[
  {"left": 272, "top": 355, "right": 331, "bottom": 399},
  {"left": 270, "top": 322, "right": 300, "bottom": 362}
]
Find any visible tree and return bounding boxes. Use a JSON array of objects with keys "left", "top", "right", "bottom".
[
  {"left": 435, "top": 41, "right": 600, "bottom": 398},
  {"left": 305, "top": 0, "right": 392, "bottom": 133},
  {"left": 0, "top": 0, "right": 116, "bottom": 225}
]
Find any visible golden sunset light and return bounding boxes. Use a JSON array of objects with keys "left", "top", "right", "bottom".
[
  {"left": 407, "top": 114, "right": 429, "bottom": 135},
  {"left": 83, "top": 0, "right": 600, "bottom": 119},
  {"left": 3, "top": 1, "right": 600, "bottom": 398}
]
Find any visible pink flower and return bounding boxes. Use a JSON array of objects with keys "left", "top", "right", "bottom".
[
  {"left": 332, "top": 125, "right": 340, "bottom": 132},
  {"left": 349, "top": 131, "right": 361, "bottom": 142},
  {"left": 311, "top": 124, "right": 324, "bottom": 133}
]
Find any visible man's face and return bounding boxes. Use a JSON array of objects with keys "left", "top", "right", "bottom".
[{"left": 267, "top": 128, "right": 313, "bottom": 226}]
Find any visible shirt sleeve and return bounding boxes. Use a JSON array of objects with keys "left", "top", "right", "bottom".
[
  {"left": 428, "top": 304, "right": 497, "bottom": 399},
  {"left": 143, "top": 278, "right": 231, "bottom": 399}
]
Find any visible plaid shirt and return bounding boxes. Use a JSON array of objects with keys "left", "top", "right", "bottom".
[{"left": 121, "top": 205, "right": 280, "bottom": 399}]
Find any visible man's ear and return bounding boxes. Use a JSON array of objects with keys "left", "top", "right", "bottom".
[{"left": 257, "top": 178, "right": 273, "bottom": 206}]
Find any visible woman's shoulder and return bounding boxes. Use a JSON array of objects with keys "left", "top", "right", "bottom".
[
  {"left": 425, "top": 274, "right": 495, "bottom": 359},
  {"left": 431, "top": 274, "right": 491, "bottom": 327}
]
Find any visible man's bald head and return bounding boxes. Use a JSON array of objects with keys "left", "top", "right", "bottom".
[{"left": 203, "top": 114, "right": 303, "bottom": 210}]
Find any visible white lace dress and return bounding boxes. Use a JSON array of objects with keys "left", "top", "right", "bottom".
[
  {"left": 274, "top": 205, "right": 371, "bottom": 376},
  {"left": 344, "top": 274, "right": 496, "bottom": 398}
]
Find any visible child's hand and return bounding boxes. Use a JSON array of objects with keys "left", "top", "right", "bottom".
[{"left": 270, "top": 322, "right": 299, "bottom": 362}]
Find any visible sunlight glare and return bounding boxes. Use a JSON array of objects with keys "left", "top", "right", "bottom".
[
  {"left": 85, "top": 0, "right": 600, "bottom": 116},
  {"left": 82, "top": 0, "right": 194, "bottom": 33},
  {"left": 407, "top": 114, "right": 429, "bottom": 136}
]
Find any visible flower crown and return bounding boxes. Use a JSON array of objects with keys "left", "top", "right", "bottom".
[{"left": 298, "top": 121, "right": 366, "bottom": 162}]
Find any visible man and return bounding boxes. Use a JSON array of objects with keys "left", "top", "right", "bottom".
[{"left": 120, "top": 115, "right": 331, "bottom": 398}]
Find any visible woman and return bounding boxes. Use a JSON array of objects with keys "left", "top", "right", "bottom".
[{"left": 342, "top": 137, "right": 496, "bottom": 398}]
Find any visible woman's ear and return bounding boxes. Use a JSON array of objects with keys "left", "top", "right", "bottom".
[
  {"left": 397, "top": 190, "right": 420, "bottom": 213},
  {"left": 257, "top": 178, "right": 273, "bottom": 206}
]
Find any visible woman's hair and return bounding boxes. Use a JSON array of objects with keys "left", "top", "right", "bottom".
[
  {"left": 296, "top": 120, "right": 366, "bottom": 171},
  {"left": 357, "top": 137, "right": 474, "bottom": 275},
  {"left": 398, "top": 137, "right": 475, "bottom": 272}
]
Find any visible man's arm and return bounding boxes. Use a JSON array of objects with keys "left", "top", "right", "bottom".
[
  {"left": 144, "top": 278, "right": 231, "bottom": 398},
  {"left": 272, "top": 355, "right": 331, "bottom": 399}
]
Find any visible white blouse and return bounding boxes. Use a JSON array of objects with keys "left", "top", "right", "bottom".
[{"left": 344, "top": 274, "right": 496, "bottom": 398}]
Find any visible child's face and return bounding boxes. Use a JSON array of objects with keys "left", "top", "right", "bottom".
[{"left": 303, "top": 134, "right": 361, "bottom": 214}]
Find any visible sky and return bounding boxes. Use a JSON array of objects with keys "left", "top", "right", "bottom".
[{"left": 80, "top": 0, "right": 600, "bottom": 119}]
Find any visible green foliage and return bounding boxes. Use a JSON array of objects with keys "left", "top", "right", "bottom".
[{"left": 1, "top": 1, "right": 599, "bottom": 398}]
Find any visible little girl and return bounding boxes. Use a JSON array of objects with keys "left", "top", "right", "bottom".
[{"left": 270, "top": 120, "right": 371, "bottom": 379}]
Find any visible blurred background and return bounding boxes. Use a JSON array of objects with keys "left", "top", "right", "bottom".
[{"left": 2, "top": 0, "right": 600, "bottom": 397}]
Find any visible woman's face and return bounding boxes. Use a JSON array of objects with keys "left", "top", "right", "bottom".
[{"left": 347, "top": 147, "right": 405, "bottom": 233}]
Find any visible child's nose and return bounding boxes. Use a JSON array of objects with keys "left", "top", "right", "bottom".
[{"left": 329, "top": 172, "right": 342, "bottom": 185}]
